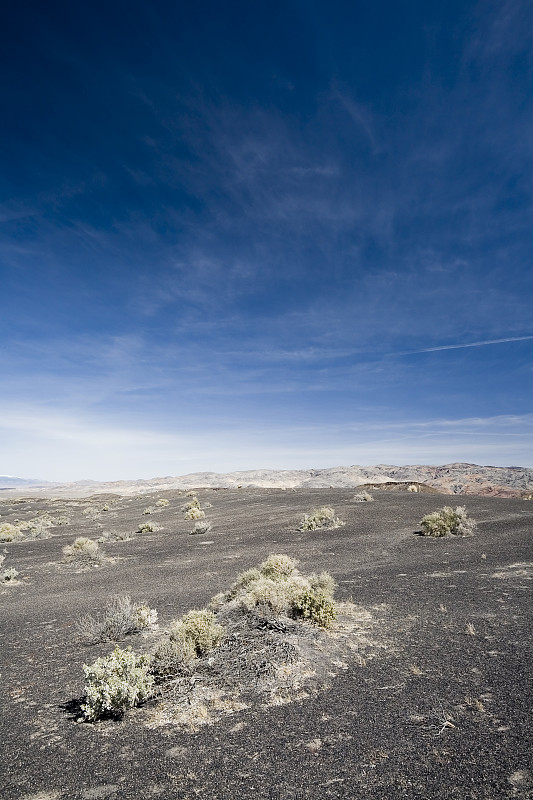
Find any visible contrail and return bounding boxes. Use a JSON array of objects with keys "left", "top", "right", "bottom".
[{"left": 398, "top": 335, "right": 533, "bottom": 355}]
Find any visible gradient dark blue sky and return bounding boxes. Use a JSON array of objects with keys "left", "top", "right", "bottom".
[{"left": 1, "top": 0, "right": 532, "bottom": 480}]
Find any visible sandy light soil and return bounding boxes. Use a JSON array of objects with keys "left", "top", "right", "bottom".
[{"left": 1, "top": 488, "right": 532, "bottom": 800}]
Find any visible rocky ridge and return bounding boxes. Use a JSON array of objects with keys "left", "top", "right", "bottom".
[{"left": 1, "top": 462, "right": 532, "bottom": 498}]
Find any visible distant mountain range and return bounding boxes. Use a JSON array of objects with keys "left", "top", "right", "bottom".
[
  {"left": 1, "top": 463, "right": 532, "bottom": 498},
  {"left": 0, "top": 476, "right": 54, "bottom": 488}
]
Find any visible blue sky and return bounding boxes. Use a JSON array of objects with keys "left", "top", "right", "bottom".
[{"left": 1, "top": 0, "right": 532, "bottom": 481}]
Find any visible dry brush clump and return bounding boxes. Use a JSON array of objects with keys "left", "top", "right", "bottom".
[
  {"left": 182, "top": 494, "right": 209, "bottom": 523},
  {"left": 0, "top": 554, "right": 19, "bottom": 584},
  {"left": 0, "top": 523, "right": 22, "bottom": 542},
  {"left": 190, "top": 520, "right": 212, "bottom": 535},
  {"left": 77, "top": 596, "right": 158, "bottom": 644},
  {"left": 352, "top": 490, "right": 374, "bottom": 502},
  {"left": 419, "top": 506, "right": 477, "bottom": 537},
  {"left": 62, "top": 537, "right": 106, "bottom": 566},
  {"left": 298, "top": 506, "right": 345, "bottom": 531},
  {"left": 138, "top": 522, "right": 162, "bottom": 533}
]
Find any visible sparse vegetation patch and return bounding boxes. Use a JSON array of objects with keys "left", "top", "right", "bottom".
[{"left": 78, "top": 553, "right": 375, "bottom": 729}]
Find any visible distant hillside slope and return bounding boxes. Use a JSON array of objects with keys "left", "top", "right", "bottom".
[{"left": 2, "top": 463, "right": 532, "bottom": 498}]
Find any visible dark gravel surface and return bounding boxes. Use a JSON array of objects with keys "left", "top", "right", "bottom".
[{"left": 1, "top": 489, "right": 532, "bottom": 800}]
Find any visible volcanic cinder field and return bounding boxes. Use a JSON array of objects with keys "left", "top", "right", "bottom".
[{"left": 1, "top": 488, "right": 532, "bottom": 800}]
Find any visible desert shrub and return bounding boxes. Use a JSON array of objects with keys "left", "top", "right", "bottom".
[
  {"left": 182, "top": 498, "right": 200, "bottom": 512},
  {"left": 190, "top": 520, "right": 212, "bottom": 535},
  {"left": 353, "top": 491, "right": 373, "bottom": 502},
  {"left": 77, "top": 596, "right": 158, "bottom": 644},
  {"left": 298, "top": 507, "right": 345, "bottom": 531},
  {"left": 20, "top": 515, "right": 54, "bottom": 539},
  {"left": 307, "top": 571, "right": 337, "bottom": 596},
  {"left": 156, "top": 499, "right": 169, "bottom": 507},
  {"left": 259, "top": 553, "right": 298, "bottom": 580},
  {"left": 407, "top": 484, "right": 419, "bottom": 493},
  {"left": 102, "top": 505, "right": 110, "bottom": 512},
  {"left": 291, "top": 590, "right": 337, "bottom": 628},
  {"left": 237, "top": 574, "right": 309, "bottom": 615},
  {"left": 207, "top": 591, "right": 226, "bottom": 611},
  {"left": 185, "top": 507, "right": 205, "bottom": 520},
  {"left": 142, "top": 507, "right": 154, "bottom": 515},
  {"left": 150, "top": 636, "right": 197, "bottom": 682},
  {"left": 170, "top": 609, "right": 225, "bottom": 656},
  {"left": 81, "top": 646, "right": 153, "bottom": 721},
  {"left": 220, "top": 554, "right": 338, "bottom": 625},
  {"left": 420, "top": 506, "right": 477, "bottom": 537},
  {"left": 185, "top": 491, "right": 198, "bottom": 498},
  {"left": 62, "top": 537, "right": 104, "bottom": 565},
  {"left": 138, "top": 522, "right": 161, "bottom": 533},
  {"left": 0, "top": 523, "right": 22, "bottom": 542},
  {"left": 223, "top": 567, "right": 262, "bottom": 602},
  {"left": 1, "top": 567, "right": 19, "bottom": 583}
]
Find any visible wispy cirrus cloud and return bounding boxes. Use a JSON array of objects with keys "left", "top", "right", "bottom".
[{"left": 396, "top": 336, "right": 533, "bottom": 356}]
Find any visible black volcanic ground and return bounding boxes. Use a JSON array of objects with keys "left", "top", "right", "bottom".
[{"left": 1, "top": 488, "right": 532, "bottom": 800}]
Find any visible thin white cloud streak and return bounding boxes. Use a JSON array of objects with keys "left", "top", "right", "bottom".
[{"left": 396, "top": 336, "right": 533, "bottom": 356}]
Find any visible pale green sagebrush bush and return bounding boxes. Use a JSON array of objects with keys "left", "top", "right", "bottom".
[
  {"left": 170, "top": 609, "right": 225, "bottom": 656},
  {"left": 307, "top": 571, "right": 337, "bottom": 596},
  {"left": 62, "top": 537, "right": 104, "bottom": 565},
  {"left": 81, "top": 646, "right": 153, "bottom": 721},
  {"left": 1, "top": 566, "right": 19, "bottom": 583},
  {"left": 190, "top": 520, "right": 212, "bottom": 535},
  {"left": 420, "top": 506, "right": 477, "bottom": 537},
  {"left": 0, "top": 523, "right": 22, "bottom": 542},
  {"left": 138, "top": 522, "right": 157, "bottom": 533},
  {"left": 298, "top": 507, "right": 344, "bottom": 531},
  {"left": 182, "top": 497, "right": 200, "bottom": 512},
  {"left": 259, "top": 553, "right": 298, "bottom": 579},
  {"left": 185, "top": 507, "right": 205, "bottom": 520},
  {"left": 220, "top": 554, "right": 338, "bottom": 627},
  {"left": 291, "top": 590, "right": 337, "bottom": 628},
  {"left": 352, "top": 491, "right": 374, "bottom": 502}
]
